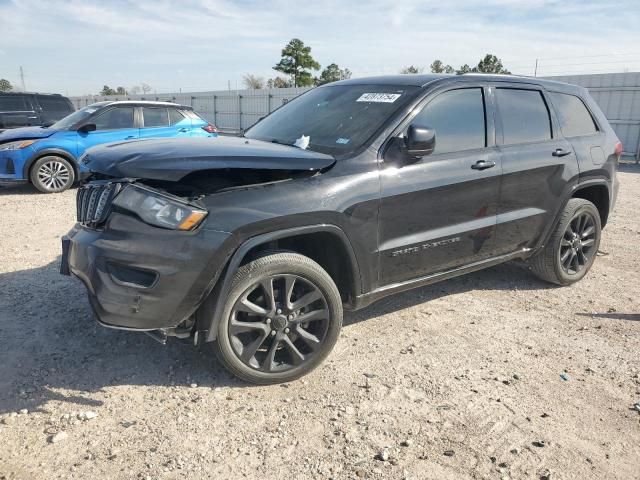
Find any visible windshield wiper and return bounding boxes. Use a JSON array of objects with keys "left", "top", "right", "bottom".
[{"left": 270, "top": 138, "right": 291, "bottom": 146}]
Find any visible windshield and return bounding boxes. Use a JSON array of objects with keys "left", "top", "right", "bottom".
[
  {"left": 244, "top": 84, "right": 420, "bottom": 157},
  {"left": 50, "top": 105, "right": 103, "bottom": 130}
]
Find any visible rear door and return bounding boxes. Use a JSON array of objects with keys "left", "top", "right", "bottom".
[
  {"left": 547, "top": 90, "right": 603, "bottom": 168},
  {"left": 34, "top": 95, "right": 74, "bottom": 126},
  {"left": 0, "top": 94, "right": 39, "bottom": 128},
  {"left": 138, "top": 106, "right": 192, "bottom": 139},
  {"left": 76, "top": 106, "right": 139, "bottom": 155},
  {"left": 378, "top": 84, "right": 502, "bottom": 285},
  {"left": 492, "top": 84, "right": 578, "bottom": 254}
]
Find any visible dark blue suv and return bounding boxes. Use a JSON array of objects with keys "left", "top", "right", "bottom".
[{"left": 0, "top": 101, "right": 217, "bottom": 193}]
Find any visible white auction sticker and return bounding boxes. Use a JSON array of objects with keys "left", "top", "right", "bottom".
[{"left": 356, "top": 93, "right": 401, "bottom": 103}]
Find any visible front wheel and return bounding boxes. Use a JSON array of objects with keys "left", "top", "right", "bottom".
[
  {"left": 30, "top": 156, "right": 75, "bottom": 193},
  {"left": 212, "top": 252, "right": 343, "bottom": 384},
  {"left": 529, "top": 198, "right": 601, "bottom": 285}
]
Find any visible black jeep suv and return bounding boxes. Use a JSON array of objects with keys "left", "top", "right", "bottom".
[
  {"left": 62, "top": 74, "right": 620, "bottom": 384},
  {"left": 0, "top": 92, "right": 74, "bottom": 131}
]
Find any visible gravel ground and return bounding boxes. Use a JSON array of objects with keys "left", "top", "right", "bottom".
[{"left": 1, "top": 164, "right": 639, "bottom": 480}]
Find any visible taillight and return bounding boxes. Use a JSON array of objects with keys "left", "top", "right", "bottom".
[
  {"left": 202, "top": 124, "right": 217, "bottom": 134},
  {"left": 614, "top": 141, "right": 623, "bottom": 157}
]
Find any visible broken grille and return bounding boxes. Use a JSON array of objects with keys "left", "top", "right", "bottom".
[{"left": 76, "top": 182, "right": 122, "bottom": 226}]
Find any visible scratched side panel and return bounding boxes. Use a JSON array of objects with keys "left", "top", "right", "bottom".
[{"left": 495, "top": 140, "right": 578, "bottom": 253}]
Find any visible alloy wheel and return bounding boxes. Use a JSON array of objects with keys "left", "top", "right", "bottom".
[
  {"left": 559, "top": 211, "right": 597, "bottom": 275},
  {"left": 37, "top": 160, "right": 71, "bottom": 191},
  {"left": 228, "top": 274, "right": 330, "bottom": 373}
]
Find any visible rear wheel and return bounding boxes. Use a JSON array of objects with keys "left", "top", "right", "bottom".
[
  {"left": 30, "top": 156, "right": 75, "bottom": 193},
  {"left": 212, "top": 252, "right": 343, "bottom": 384},
  {"left": 529, "top": 198, "right": 601, "bottom": 285}
]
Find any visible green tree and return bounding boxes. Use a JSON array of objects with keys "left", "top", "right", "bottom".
[
  {"left": 475, "top": 54, "right": 510, "bottom": 74},
  {"left": 430, "top": 60, "right": 454, "bottom": 74},
  {"left": 266, "top": 76, "right": 293, "bottom": 88},
  {"left": 400, "top": 65, "right": 423, "bottom": 74},
  {"left": 100, "top": 85, "right": 116, "bottom": 95},
  {"left": 273, "top": 38, "right": 320, "bottom": 87},
  {"left": 456, "top": 64, "right": 473, "bottom": 74},
  {"left": 243, "top": 74, "right": 265, "bottom": 89},
  {"left": 115, "top": 86, "right": 126, "bottom": 95},
  {"left": 0, "top": 78, "right": 13, "bottom": 92},
  {"left": 315, "top": 63, "right": 352, "bottom": 85}
]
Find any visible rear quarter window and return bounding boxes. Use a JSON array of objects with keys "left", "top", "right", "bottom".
[
  {"left": 549, "top": 92, "right": 598, "bottom": 137},
  {"left": 183, "top": 109, "right": 203, "bottom": 120},
  {"left": 496, "top": 88, "right": 552, "bottom": 145},
  {"left": 169, "top": 108, "right": 186, "bottom": 125}
]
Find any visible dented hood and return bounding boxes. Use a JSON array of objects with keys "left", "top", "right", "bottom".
[
  {"left": 0, "top": 126, "right": 57, "bottom": 143},
  {"left": 81, "top": 136, "right": 336, "bottom": 181}
]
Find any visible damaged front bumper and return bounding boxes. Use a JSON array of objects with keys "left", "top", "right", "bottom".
[{"left": 61, "top": 212, "right": 234, "bottom": 331}]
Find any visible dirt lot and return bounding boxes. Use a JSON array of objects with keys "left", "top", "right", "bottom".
[{"left": 0, "top": 164, "right": 639, "bottom": 480}]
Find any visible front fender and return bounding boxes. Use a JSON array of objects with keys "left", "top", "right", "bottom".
[
  {"left": 23, "top": 148, "right": 78, "bottom": 178},
  {"left": 200, "top": 224, "right": 361, "bottom": 342}
]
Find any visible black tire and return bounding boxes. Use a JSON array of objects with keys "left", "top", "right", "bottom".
[
  {"left": 529, "top": 198, "right": 601, "bottom": 285},
  {"left": 212, "top": 252, "right": 343, "bottom": 384},
  {"left": 30, "top": 156, "right": 75, "bottom": 193}
]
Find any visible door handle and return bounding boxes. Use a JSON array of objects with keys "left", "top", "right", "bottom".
[
  {"left": 471, "top": 160, "right": 496, "bottom": 170},
  {"left": 552, "top": 148, "right": 572, "bottom": 157},
  {"left": 124, "top": 136, "right": 136, "bottom": 140},
  {"left": 178, "top": 128, "right": 189, "bottom": 133}
]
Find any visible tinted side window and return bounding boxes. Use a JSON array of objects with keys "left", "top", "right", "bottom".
[
  {"left": 496, "top": 88, "right": 551, "bottom": 145},
  {"left": 549, "top": 92, "right": 597, "bottom": 137},
  {"left": 93, "top": 107, "right": 135, "bottom": 130},
  {"left": 411, "top": 88, "right": 486, "bottom": 154},
  {"left": 0, "top": 95, "right": 29, "bottom": 111},
  {"left": 143, "top": 107, "right": 169, "bottom": 127},
  {"left": 37, "top": 96, "right": 72, "bottom": 112},
  {"left": 169, "top": 109, "right": 185, "bottom": 125}
]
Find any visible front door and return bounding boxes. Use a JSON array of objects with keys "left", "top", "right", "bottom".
[
  {"left": 378, "top": 86, "right": 502, "bottom": 286},
  {"left": 77, "top": 105, "right": 139, "bottom": 155}
]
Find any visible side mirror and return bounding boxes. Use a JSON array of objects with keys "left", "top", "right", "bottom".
[
  {"left": 405, "top": 124, "right": 436, "bottom": 157},
  {"left": 78, "top": 123, "right": 97, "bottom": 133}
]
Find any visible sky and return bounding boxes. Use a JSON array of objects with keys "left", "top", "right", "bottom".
[{"left": 1, "top": 0, "right": 640, "bottom": 95}]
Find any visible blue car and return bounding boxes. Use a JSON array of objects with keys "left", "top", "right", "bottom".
[{"left": 0, "top": 101, "right": 218, "bottom": 193}]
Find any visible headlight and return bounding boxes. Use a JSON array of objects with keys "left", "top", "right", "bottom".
[
  {"left": 0, "top": 140, "right": 37, "bottom": 151},
  {"left": 112, "top": 184, "right": 207, "bottom": 231}
]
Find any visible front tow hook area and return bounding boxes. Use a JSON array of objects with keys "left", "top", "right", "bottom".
[
  {"left": 144, "top": 329, "right": 168, "bottom": 345},
  {"left": 60, "top": 236, "right": 71, "bottom": 276},
  {"left": 144, "top": 324, "right": 194, "bottom": 345}
]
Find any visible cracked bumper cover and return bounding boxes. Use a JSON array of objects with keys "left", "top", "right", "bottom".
[{"left": 62, "top": 212, "right": 234, "bottom": 330}]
